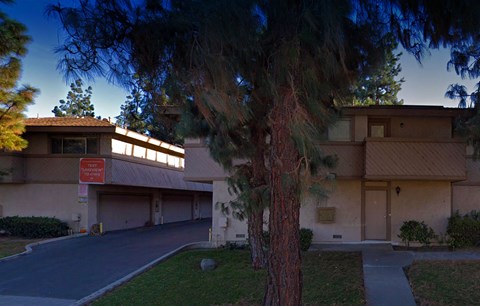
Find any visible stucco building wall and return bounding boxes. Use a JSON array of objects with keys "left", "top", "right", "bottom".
[
  {"left": 390, "top": 181, "right": 451, "bottom": 242},
  {"left": 300, "top": 180, "right": 362, "bottom": 243},
  {"left": 0, "top": 184, "right": 88, "bottom": 230}
]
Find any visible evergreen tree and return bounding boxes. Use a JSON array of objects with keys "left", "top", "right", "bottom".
[
  {"left": 0, "top": 7, "right": 38, "bottom": 151},
  {"left": 445, "top": 39, "right": 480, "bottom": 158},
  {"left": 48, "top": 1, "right": 480, "bottom": 304},
  {"left": 116, "top": 83, "right": 183, "bottom": 145},
  {"left": 116, "top": 88, "right": 148, "bottom": 133},
  {"left": 354, "top": 35, "right": 404, "bottom": 105},
  {"left": 52, "top": 79, "right": 95, "bottom": 117}
]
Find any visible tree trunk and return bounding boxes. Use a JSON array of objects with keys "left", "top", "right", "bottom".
[
  {"left": 249, "top": 127, "right": 267, "bottom": 270},
  {"left": 248, "top": 208, "right": 266, "bottom": 270},
  {"left": 263, "top": 92, "right": 302, "bottom": 306}
]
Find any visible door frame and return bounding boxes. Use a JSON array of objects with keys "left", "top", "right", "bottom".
[{"left": 361, "top": 181, "right": 391, "bottom": 241}]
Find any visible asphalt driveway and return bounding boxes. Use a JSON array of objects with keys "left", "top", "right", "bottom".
[{"left": 0, "top": 219, "right": 210, "bottom": 306}]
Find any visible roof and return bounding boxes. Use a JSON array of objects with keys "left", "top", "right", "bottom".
[
  {"left": 25, "top": 117, "right": 114, "bottom": 127},
  {"left": 342, "top": 105, "right": 474, "bottom": 117}
]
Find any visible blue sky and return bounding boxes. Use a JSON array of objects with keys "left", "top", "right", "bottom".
[{"left": 2, "top": 0, "right": 478, "bottom": 120}]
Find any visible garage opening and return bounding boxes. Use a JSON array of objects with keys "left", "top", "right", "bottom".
[
  {"left": 162, "top": 194, "right": 194, "bottom": 223},
  {"left": 199, "top": 195, "right": 212, "bottom": 219},
  {"left": 98, "top": 194, "right": 151, "bottom": 232}
]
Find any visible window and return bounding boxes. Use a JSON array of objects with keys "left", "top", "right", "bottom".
[
  {"left": 51, "top": 137, "right": 98, "bottom": 154},
  {"left": 368, "top": 119, "right": 390, "bottom": 137},
  {"left": 328, "top": 119, "right": 351, "bottom": 141}
]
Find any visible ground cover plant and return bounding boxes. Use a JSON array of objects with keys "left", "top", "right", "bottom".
[
  {"left": 0, "top": 236, "right": 41, "bottom": 259},
  {"left": 94, "top": 250, "right": 364, "bottom": 306},
  {"left": 408, "top": 260, "right": 480, "bottom": 306}
]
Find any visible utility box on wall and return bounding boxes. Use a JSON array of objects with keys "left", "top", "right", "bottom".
[{"left": 317, "top": 207, "right": 335, "bottom": 223}]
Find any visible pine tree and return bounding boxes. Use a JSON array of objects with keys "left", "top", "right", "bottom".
[
  {"left": 48, "top": 1, "right": 480, "bottom": 304},
  {"left": 116, "top": 88, "right": 148, "bottom": 133},
  {"left": 0, "top": 9, "right": 38, "bottom": 151},
  {"left": 52, "top": 79, "right": 95, "bottom": 117},
  {"left": 116, "top": 84, "right": 183, "bottom": 145},
  {"left": 354, "top": 35, "right": 404, "bottom": 105}
]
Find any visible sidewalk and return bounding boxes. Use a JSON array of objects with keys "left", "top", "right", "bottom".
[
  {"left": 313, "top": 243, "right": 480, "bottom": 306},
  {"left": 314, "top": 243, "right": 416, "bottom": 306}
]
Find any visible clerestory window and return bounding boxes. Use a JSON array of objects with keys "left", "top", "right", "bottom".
[{"left": 51, "top": 137, "right": 98, "bottom": 154}]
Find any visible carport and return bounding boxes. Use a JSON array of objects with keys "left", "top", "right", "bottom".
[{"left": 98, "top": 194, "right": 152, "bottom": 232}]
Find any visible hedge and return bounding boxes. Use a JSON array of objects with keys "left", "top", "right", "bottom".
[
  {"left": 447, "top": 210, "right": 480, "bottom": 249},
  {"left": 0, "top": 216, "right": 70, "bottom": 238}
]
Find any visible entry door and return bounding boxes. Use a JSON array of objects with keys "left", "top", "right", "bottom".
[{"left": 365, "top": 190, "right": 387, "bottom": 240}]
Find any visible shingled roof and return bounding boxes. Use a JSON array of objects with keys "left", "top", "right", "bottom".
[{"left": 25, "top": 117, "right": 114, "bottom": 127}]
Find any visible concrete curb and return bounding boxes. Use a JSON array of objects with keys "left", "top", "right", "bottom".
[
  {"left": 0, "top": 233, "right": 88, "bottom": 263},
  {"left": 73, "top": 241, "right": 215, "bottom": 306}
]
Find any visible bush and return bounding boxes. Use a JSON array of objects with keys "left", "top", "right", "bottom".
[
  {"left": 0, "top": 216, "right": 70, "bottom": 238},
  {"left": 398, "top": 220, "right": 435, "bottom": 247},
  {"left": 447, "top": 211, "right": 480, "bottom": 249},
  {"left": 300, "top": 228, "right": 314, "bottom": 251},
  {"left": 262, "top": 228, "right": 314, "bottom": 251}
]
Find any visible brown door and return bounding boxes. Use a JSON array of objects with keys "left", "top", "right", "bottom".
[{"left": 365, "top": 190, "right": 387, "bottom": 240}]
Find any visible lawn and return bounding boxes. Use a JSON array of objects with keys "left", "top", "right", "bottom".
[
  {"left": 0, "top": 237, "right": 41, "bottom": 259},
  {"left": 408, "top": 260, "right": 480, "bottom": 306},
  {"left": 94, "top": 250, "right": 364, "bottom": 306}
]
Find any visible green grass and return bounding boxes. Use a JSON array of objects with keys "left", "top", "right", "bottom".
[
  {"left": 408, "top": 260, "right": 480, "bottom": 306},
  {"left": 0, "top": 237, "right": 41, "bottom": 258},
  {"left": 94, "top": 250, "right": 364, "bottom": 306}
]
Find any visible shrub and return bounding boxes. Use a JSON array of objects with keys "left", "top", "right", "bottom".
[
  {"left": 300, "top": 228, "right": 314, "bottom": 251},
  {"left": 398, "top": 220, "right": 435, "bottom": 247},
  {"left": 447, "top": 210, "right": 480, "bottom": 249},
  {"left": 0, "top": 216, "right": 70, "bottom": 238}
]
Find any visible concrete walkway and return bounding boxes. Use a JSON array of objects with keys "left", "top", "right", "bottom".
[
  {"left": 313, "top": 243, "right": 480, "bottom": 306},
  {"left": 314, "top": 244, "right": 415, "bottom": 306}
]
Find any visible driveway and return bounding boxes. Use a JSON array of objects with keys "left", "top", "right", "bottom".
[{"left": 0, "top": 219, "right": 210, "bottom": 306}]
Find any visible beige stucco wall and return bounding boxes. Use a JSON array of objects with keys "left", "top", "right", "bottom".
[
  {"left": 452, "top": 186, "right": 480, "bottom": 214},
  {"left": 184, "top": 139, "right": 228, "bottom": 182},
  {"left": 390, "top": 181, "right": 451, "bottom": 242},
  {"left": 211, "top": 180, "right": 249, "bottom": 246},
  {"left": 451, "top": 154, "right": 480, "bottom": 214},
  {"left": 211, "top": 179, "right": 363, "bottom": 245},
  {"left": 390, "top": 117, "right": 452, "bottom": 139},
  {"left": 354, "top": 115, "right": 368, "bottom": 141},
  {"left": 301, "top": 180, "right": 362, "bottom": 243},
  {"left": 23, "top": 133, "right": 49, "bottom": 154},
  {"left": 0, "top": 154, "right": 24, "bottom": 183},
  {"left": 0, "top": 184, "right": 88, "bottom": 231}
]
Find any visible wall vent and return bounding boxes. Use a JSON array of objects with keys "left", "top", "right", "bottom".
[
  {"left": 333, "top": 234, "right": 342, "bottom": 239},
  {"left": 236, "top": 234, "right": 246, "bottom": 238}
]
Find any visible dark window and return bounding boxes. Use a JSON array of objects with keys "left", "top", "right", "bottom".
[
  {"left": 87, "top": 138, "right": 98, "bottom": 154},
  {"left": 51, "top": 137, "right": 98, "bottom": 154},
  {"left": 51, "top": 138, "right": 62, "bottom": 154}
]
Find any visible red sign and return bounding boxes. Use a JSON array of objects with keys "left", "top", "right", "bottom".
[{"left": 79, "top": 158, "right": 105, "bottom": 184}]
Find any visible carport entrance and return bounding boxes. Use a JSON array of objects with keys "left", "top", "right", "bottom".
[
  {"left": 162, "top": 194, "right": 193, "bottom": 223},
  {"left": 98, "top": 194, "right": 151, "bottom": 232}
]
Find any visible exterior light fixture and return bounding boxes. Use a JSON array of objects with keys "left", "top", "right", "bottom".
[{"left": 395, "top": 186, "right": 401, "bottom": 196}]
